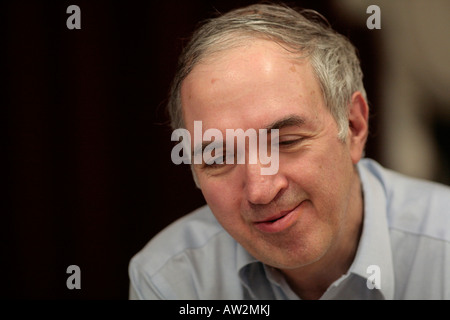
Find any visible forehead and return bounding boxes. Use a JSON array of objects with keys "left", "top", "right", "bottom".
[{"left": 181, "top": 39, "right": 326, "bottom": 131}]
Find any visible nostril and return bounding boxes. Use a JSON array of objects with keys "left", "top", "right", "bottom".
[{"left": 243, "top": 163, "right": 288, "bottom": 205}]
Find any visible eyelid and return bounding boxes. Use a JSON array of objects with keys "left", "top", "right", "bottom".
[
  {"left": 203, "top": 155, "right": 224, "bottom": 166},
  {"left": 201, "top": 160, "right": 234, "bottom": 175},
  {"left": 204, "top": 156, "right": 225, "bottom": 166},
  {"left": 202, "top": 152, "right": 235, "bottom": 168},
  {"left": 279, "top": 139, "right": 301, "bottom": 146},
  {"left": 278, "top": 135, "right": 304, "bottom": 143}
]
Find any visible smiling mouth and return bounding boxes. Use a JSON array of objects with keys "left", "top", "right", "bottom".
[
  {"left": 257, "top": 210, "right": 292, "bottom": 223},
  {"left": 254, "top": 202, "right": 303, "bottom": 233}
]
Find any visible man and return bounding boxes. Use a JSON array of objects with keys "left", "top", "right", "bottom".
[{"left": 129, "top": 4, "right": 450, "bottom": 299}]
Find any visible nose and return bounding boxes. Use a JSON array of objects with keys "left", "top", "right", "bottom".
[{"left": 243, "top": 161, "right": 288, "bottom": 205}]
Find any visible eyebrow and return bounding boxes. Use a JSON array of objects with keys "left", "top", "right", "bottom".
[
  {"left": 192, "top": 114, "right": 306, "bottom": 157},
  {"left": 264, "top": 114, "right": 306, "bottom": 130}
]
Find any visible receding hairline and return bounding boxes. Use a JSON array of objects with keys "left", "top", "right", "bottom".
[
  {"left": 179, "top": 35, "right": 319, "bottom": 131},
  {"left": 182, "top": 36, "right": 313, "bottom": 86},
  {"left": 182, "top": 30, "right": 312, "bottom": 75},
  {"left": 169, "top": 3, "right": 367, "bottom": 143}
]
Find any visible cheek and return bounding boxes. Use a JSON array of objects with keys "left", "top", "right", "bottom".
[
  {"left": 283, "top": 139, "right": 353, "bottom": 212},
  {"left": 313, "top": 150, "right": 354, "bottom": 225},
  {"left": 198, "top": 177, "right": 242, "bottom": 225}
]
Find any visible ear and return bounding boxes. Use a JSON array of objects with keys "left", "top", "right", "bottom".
[{"left": 348, "top": 91, "right": 369, "bottom": 164}]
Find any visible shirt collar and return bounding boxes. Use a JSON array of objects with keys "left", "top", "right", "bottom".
[
  {"left": 236, "top": 243, "right": 277, "bottom": 299},
  {"left": 350, "top": 160, "right": 395, "bottom": 299},
  {"left": 236, "top": 160, "right": 395, "bottom": 299}
]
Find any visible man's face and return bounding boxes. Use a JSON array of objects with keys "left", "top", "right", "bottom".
[{"left": 180, "top": 40, "right": 363, "bottom": 270}]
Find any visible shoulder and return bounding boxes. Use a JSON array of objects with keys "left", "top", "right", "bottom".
[
  {"left": 359, "top": 158, "right": 450, "bottom": 241},
  {"left": 128, "top": 205, "right": 243, "bottom": 299},
  {"left": 359, "top": 159, "right": 450, "bottom": 298},
  {"left": 131, "top": 205, "right": 225, "bottom": 272}
]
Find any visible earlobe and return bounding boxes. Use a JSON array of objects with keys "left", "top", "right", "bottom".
[{"left": 348, "top": 91, "right": 369, "bottom": 164}]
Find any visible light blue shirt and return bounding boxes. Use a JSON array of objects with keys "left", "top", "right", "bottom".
[{"left": 128, "top": 159, "right": 450, "bottom": 299}]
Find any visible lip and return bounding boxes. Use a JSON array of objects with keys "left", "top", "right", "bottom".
[{"left": 253, "top": 202, "right": 303, "bottom": 234}]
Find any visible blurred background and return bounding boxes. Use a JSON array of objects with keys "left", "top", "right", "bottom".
[{"left": 3, "top": 0, "right": 449, "bottom": 299}]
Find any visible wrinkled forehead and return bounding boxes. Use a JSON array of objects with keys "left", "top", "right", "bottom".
[{"left": 180, "top": 39, "right": 324, "bottom": 132}]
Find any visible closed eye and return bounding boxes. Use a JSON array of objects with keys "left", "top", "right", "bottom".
[
  {"left": 278, "top": 137, "right": 303, "bottom": 146},
  {"left": 279, "top": 139, "right": 302, "bottom": 145},
  {"left": 202, "top": 152, "right": 235, "bottom": 169},
  {"left": 204, "top": 156, "right": 225, "bottom": 166}
]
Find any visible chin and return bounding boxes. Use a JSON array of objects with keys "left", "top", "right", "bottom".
[{"left": 250, "top": 237, "right": 329, "bottom": 271}]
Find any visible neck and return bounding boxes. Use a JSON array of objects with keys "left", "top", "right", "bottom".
[{"left": 280, "top": 168, "right": 364, "bottom": 300}]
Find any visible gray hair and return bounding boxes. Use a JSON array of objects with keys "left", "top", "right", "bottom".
[{"left": 167, "top": 3, "right": 367, "bottom": 141}]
